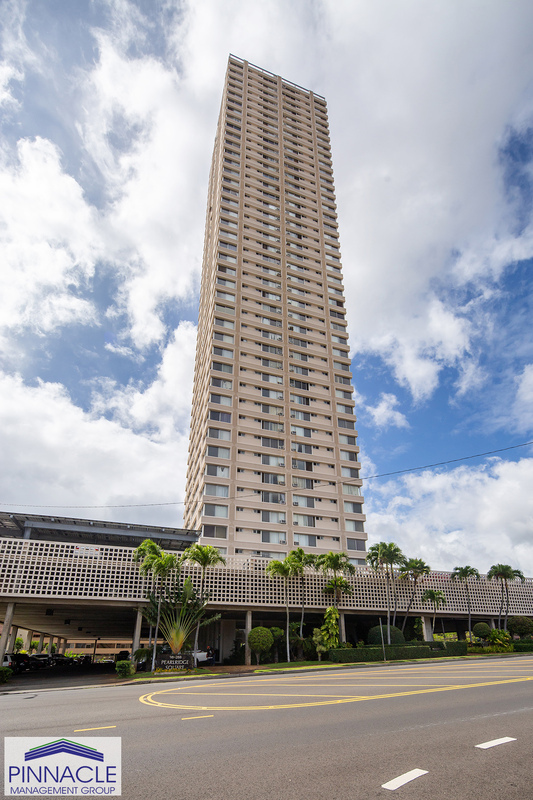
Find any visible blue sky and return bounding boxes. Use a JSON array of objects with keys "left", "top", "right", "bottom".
[{"left": 1, "top": 0, "right": 533, "bottom": 575}]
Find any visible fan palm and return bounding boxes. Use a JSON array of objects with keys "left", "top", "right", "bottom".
[
  {"left": 399, "top": 557, "right": 431, "bottom": 633},
  {"left": 180, "top": 544, "right": 226, "bottom": 660},
  {"left": 266, "top": 558, "right": 298, "bottom": 663},
  {"left": 487, "top": 564, "right": 525, "bottom": 630},
  {"left": 421, "top": 589, "right": 446, "bottom": 636},
  {"left": 451, "top": 565, "right": 480, "bottom": 642},
  {"left": 366, "top": 542, "right": 405, "bottom": 643}
]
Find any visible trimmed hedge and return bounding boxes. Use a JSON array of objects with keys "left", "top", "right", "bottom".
[
  {"left": 0, "top": 667, "right": 13, "bottom": 684},
  {"left": 329, "top": 640, "right": 467, "bottom": 662},
  {"left": 512, "top": 641, "right": 533, "bottom": 652}
]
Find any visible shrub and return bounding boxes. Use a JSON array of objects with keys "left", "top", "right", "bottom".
[
  {"left": 0, "top": 667, "right": 13, "bottom": 684},
  {"left": 329, "top": 645, "right": 432, "bottom": 663},
  {"left": 115, "top": 660, "right": 135, "bottom": 678},
  {"left": 507, "top": 617, "right": 533, "bottom": 638},
  {"left": 248, "top": 627, "right": 274, "bottom": 665},
  {"left": 367, "top": 625, "right": 405, "bottom": 645},
  {"left": 444, "top": 641, "right": 468, "bottom": 656},
  {"left": 487, "top": 628, "right": 512, "bottom": 651},
  {"left": 513, "top": 641, "right": 533, "bottom": 652},
  {"left": 472, "top": 622, "right": 491, "bottom": 640}
]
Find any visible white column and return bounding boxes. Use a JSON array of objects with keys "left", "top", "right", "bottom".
[
  {"left": 25, "top": 630, "right": 33, "bottom": 651},
  {"left": 132, "top": 609, "right": 143, "bottom": 659},
  {"left": 0, "top": 603, "right": 16, "bottom": 661},
  {"left": 7, "top": 625, "right": 19, "bottom": 653},
  {"left": 339, "top": 611, "right": 346, "bottom": 643},
  {"left": 37, "top": 633, "right": 45, "bottom": 654},
  {"left": 421, "top": 615, "right": 433, "bottom": 641},
  {"left": 244, "top": 610, "right": 252, "bottom": 666},
  {"left": 60, "top": 639, "right": 67, "bottom": 654}
]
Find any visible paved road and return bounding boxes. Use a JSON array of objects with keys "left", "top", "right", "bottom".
[{"left": 2, "top": 657, "right": 533, "bottom": 799}]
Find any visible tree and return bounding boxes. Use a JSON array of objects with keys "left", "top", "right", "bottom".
[
  {"left": 156, "top": 577, "right": 220, "bottom": 661},
  {"left": 135, "top": 540, "right": 179, "bottom": 672},
  {"left": 269, "top": 626, "right": 285, "bottom": 663},
  {"left": 266, "top": 558, "right": 298, "bottom": 663},
  {"left": 286, "top": 548, "right": 316, "bottom": 638},
  {"left": 398, "top": 557, "right": 431, "bottom": 633},
  {"left": 312, "top": 628, "right": 328, "bottom": 662},
  {"left": 14, "top": 638, "right": 23, "bottom": 653},
  {"left": 421, "top": 589, "right": 446, "bottom": 637},
  {"left": 320, "top": 607, "right": 340, "bottom": 651},
  {"left": 316, "top": 551, "right": 355, "bottom": 641},
  {"left": 487, "top": 564, "right": 526, "bottom": 630},
  {"left": 366, "top": 542, "right": 405, "bottom": 644},
  {"left": 451, "top": 565, "right": 480, "bottom": 643},
  {"left": 323, "top": 576, "right": 353, "bottom": 606},
  {"left": 248, "top": 627, "right": 274, "bottom": 665},
  {"left": 133, "top": 539, "right": 162, "bottom": 650},
  {"left": 507, "top": 616, "right": 533, "bottom": 638},
  {"left": 180, "top": 544, "right": 226, "bottom": 659}
]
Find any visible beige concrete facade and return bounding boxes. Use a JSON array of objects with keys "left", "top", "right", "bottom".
[{"left": 184, "top": 56, "right": 366, "bottom": 561}]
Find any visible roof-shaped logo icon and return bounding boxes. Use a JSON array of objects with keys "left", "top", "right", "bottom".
[{"left": 24, "top": 739, "right": 104, "bottom": 762}]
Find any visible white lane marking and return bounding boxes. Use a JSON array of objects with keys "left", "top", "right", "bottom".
[
  {"left": 475, "top": 737, "right": 516, "bottom": 749},
  {"left": 382, "top": 769, "right": 428, "bottom": 790}
]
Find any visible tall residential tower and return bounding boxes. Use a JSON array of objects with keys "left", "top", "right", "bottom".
[{"left": 184, "top": 56, "right": 366, "bottom": 563}]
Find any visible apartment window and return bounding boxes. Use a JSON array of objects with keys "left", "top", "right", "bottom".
[
  {"left": 344, "top": 501, "right": 363, "bottom": 514},
  {"left": 262, "top": 437, "right": 284, "bottom": 449},
  {"left": 293, "top": 533, "right": 316, "bottom": 547},
  {"left": 207, "top": 446, "right": 230, "bottom": 459},
  {"left": 262, "top": 510, "right": 286, "bottom": 523},
  {"left": 292, "top": 459, "right": 313, "bottom": 471},
  {"left": 343, "top": 483, "right": 362, "bottom": 496},
  {"left": 339, "top": 435, "right": 356, "bottom": 446},
  {"left": 213, "top": 347, "right": 233, "bottom": 358},
  {"left": 262, "top": 420, "right": 284, "bottom": 432},
  {"left": 210, "top": 393, "right": 232, "bottom": 406},
  {"left": 209, "top": 410, "right": 231, "bottom": 423},
  {"left": 212, "top": 361, "right": 233, "bottom": 374},
  {"left": 262, "top": 491, "right": 286, "bottom": 504},
  {"left": 262, "top": 473, "right": 285, "bottom": 485},
  {"left": 340, "top": 450, "right": 358, "bottom": 462},
  {"left": 204, "top": 504, "right": 228, "bottom": 518},
  {"left": 206, "top": 464, "right": 230, "bottom": 478},
  {"left": 293, "top": 495, "right": 314, "bottom": 508},
  {"left": 214, "top": 332, "right": 234, "bottom": 343},
  {"left": 262, "top": 373, "right": 283, "bottom": 384},
  {"left": 291, "top": 425, "right": 311, "bottom": 437},
  {"left": 337, "top": 405, "right": 354, "bottom": 415},
  {"left": 346, "top": 519, "right": 365, "bottom": 532},
  {"left": 342, "top": 467, "right": 360, "bottom": 478},
  {"left": 261, "top": 531, "right": 286, "bottom": 545},
  {"left": 205, "top": 484, "right": 229, "bottom": 498},
  {"left": 290, "top": 379, "right": 309, "bottom": 390},
  {"left": 291, "top": 409, "right": 310, "bottom": 421},
  {"left": 209, "top": 428, "right": 231, "bottom": 440},
  {"left": 212, "top": 377, "right": 232, "bottom": 390},
  {"left": 262, "top": 388, "right": 284, "bottom": 399},
  {"left": 347, "top": 538, "right": 365, "bottom": 551},
  {"left": 203, "top": 525, "right": 227, "bottom": 539},
  {"left": 215, "top": 317, "right": 235, "bottom": 329},
  {"left": 292, "top": 476, "right": 314, "bottom": 489},
  {"left": 293, "top": 514, "right": 315, "bottom": 527},
  {"left": 290, "top": 393, "right": 310, "bottom": 405},
  {"left": 262, "top": 454, "right": 285, "bottom": 467}
]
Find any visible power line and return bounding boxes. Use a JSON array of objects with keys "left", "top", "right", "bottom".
[{"left": 1, "top": 439, "right": 532, "bottom": 512}]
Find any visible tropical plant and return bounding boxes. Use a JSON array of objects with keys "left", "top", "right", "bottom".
[
  {"left": 421, "top": 589, "right": 446, "bottom": 636},
  {"left": 115, "top": 660, "right": 135, "bottom": 678},
  {"left": 248, "top": 627, "right": 274, "bottom": 665},
  {"left": 180, "top": 544, "right": 226, "bottom": 658},
  {"left": 269, "top": 626, "right": 285, "bottom": 663},
  {"left": 399, "top": 557, "right": 431, "bottom": 633},
  {"left": 472, "top": 622, "right": 491, "bottom": 641},
  {"left": 14, "top": 637, "right": 23, "bottom": 653},
  {"left": 486, "top": 628, "right": 512, "bottom": 651},
  {"left": 316, "top": 551, "right": 355, "bottom": 642},
  {"left": 312, "top": 628, "right": 328, "bottom": 662},
  {"left": 286, "top": 548, "right": 316, "bottom": 637},
  {"left": 367, "top": 624, "right": 405, "bottom": 645},
  {"left": 323, "top": 576, "right": 353, "bottom": 604},
  {"left": 487, "top": 564, "right": 526, "bottom": 630},
  {"left": 266, "top": 558, "right": 298, "bottom": 663},
  {"left": 157, "top": 577, "right": 220, "bottom": 658},
  {"left": 133, "top": 539, "right": 163, "bottom": 649},
  {"left": 507, "top": 616, "right": 533, "bottom": 638},
  {"left": 451, "top": 565, "right": 480, "bottom": 642},
  {"left": 135, "top": 540, "right": 179, "bottom": 672},
  {"left": 320, "top": 606, "right": 340, "bottom": 650},
  {"left": 366, "top": 542, "right": 405, "bottom": 644}
]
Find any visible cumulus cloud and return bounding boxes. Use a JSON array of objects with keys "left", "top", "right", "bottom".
[
  {"left": 512, "top": 364, "right": 533, "bottom": 433},
  {"left": 366, "top": 393, "right": 409, "bottom": 430},
  {"left": 366, "top": 457, "right": 533, "bottom": 575}
]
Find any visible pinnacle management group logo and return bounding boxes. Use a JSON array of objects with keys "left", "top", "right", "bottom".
[{"left": 4, "top": 737, "right": 121, "bottom": 795}]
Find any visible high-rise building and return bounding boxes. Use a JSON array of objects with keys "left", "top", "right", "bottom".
[{"left": 184, "top": 56, "right": 366, "bottom": 563}]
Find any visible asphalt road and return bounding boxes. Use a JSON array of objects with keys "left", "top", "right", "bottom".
[{"left": 2, "top": 656, "right": 533, "bottom": 799}]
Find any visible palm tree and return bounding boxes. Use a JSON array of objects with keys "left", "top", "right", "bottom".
[
  {"left": 136, "top": 545, "right": 179, "bottom": 672},
  {"left": 133, "top": 539, "right": 162, "bottom": 649},
  {"left": 286, "top": 548, "right": 317, "bottom": 638},
  {"left": 316, "top": 552, "right": 355, "bottom": 642},
  {"left": 421, "top": 589, "right": 446, "bottom": 637},
  {"left": 366, "top": 542, "right": 405, "bottom": 644},
  {"left": 451, "top": 565, "right": 480, "bottom": 642},
  {"left": 180, "top": 544, "right": 226, "bottom": 661},
  {"left": 399, "top": 557, "right": 431, "bottom": 633},
  {"left": 266, "top": 558, "right": 298, "bottom": 663},
  {"left": 487, "top": 564, "right": 526, "bottom": 630}
]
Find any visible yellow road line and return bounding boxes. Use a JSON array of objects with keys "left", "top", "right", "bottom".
[
  {"left": 73, "top": 725, "right": 117, "bottom": 732},
  {"left": 139, "top": 675, "right": 533, "bottom": 712},
  {"left": 181, "top": 715, "right": 214, "bottom": 720}
]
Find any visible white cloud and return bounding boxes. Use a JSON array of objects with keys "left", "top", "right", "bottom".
[
  {"left": 366, "top": 458, "right": 533, "bottom": 575},
  {"left": 512, "top": 364, "right": 533, "bottom": 433},
  {"left": 366, "top": 393, "right": 409, "bottom": 430},
  {"left": 0, "top": 371, "right": 188, "bottom": 526}
]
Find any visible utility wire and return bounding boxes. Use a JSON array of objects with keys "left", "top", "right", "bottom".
[{"left": 2, "top": 439, "right": 532, "bottom": 512}]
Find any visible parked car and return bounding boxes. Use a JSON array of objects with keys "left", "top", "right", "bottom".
[
  {"left": 115, "top": 651, "right": 130, "bottom": 662},
  {"left": 3, "top": 653, "right": 31, "bottom": 674},
  {"left": 50, "top": 654, "right": 76, "bottom": 668},
  {"left": 2, "top": 653, "right": 15, "bottom": 671},
  {"left": 29, "top": 654, "right": 50, "bottom": 669}
]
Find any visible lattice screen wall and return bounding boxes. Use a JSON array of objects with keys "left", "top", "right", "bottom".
[{"left": 1, "top": 538, "right": 532, "bottom": 617}]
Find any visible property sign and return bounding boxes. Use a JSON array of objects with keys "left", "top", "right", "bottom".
[
  {"left": 155, "top": 653, "right": 191, "bottom": 670},
  {"left": 4, "top": 737, "right": 121, "bottom": 795}
]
